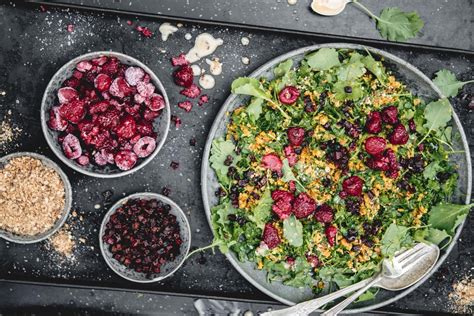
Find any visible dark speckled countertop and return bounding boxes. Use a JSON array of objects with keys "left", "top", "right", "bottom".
[{"left": 0, "top": 1, "right": 472, "bottom": 315}]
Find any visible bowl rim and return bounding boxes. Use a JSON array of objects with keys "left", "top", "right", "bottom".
[
  {"left": 98, "top": 192, "right": 192, "bottom": 283},
  {"left": 40, "top": 51, "right": 171, "bottom": 178},
  {"left": 200, "top": 43, "right": 472, "bottom": 312},
  {"left": 0, "top": 151, "right": 72, "bottom": 244}
]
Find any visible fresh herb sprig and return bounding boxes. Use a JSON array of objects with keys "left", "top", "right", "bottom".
[{"left": 351, "top": 0, "right": 424, "bottom": 42}]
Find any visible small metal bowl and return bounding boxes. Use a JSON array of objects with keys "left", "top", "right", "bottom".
[
  {"left": 99, "top": 192, "right": 191, "bottom": 283},
  {"left": 0, "top": 152, "right": 72, "bottom": 244},
  {"left": 40, "top": 51, "right": 171, "bottom": 178}
]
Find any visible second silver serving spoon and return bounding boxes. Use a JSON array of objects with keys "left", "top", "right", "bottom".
[{"left": 262, "top": 243, "right": 439, "bottom": 316}]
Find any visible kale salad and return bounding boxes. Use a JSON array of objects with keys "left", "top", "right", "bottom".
[{"left": 207, "top": 48, "right": 471, "bottom": 299}]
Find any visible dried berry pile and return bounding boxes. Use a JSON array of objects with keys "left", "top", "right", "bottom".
[
  {"left": 209, "top": 48, "right": 467, "bottom": 297},
  {"left": 48, "top": 55, "right": 165, "bottom": 171},
  {"left": 103, "top": 198, "right": 182, "bottom": 277},
  {"left": 171, "top": 54, "right": 209, "bottom": 117}
]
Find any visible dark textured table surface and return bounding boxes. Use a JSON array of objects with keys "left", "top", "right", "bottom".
[{"left": 0, "top": 1, "right": 473, "bottom": 315}]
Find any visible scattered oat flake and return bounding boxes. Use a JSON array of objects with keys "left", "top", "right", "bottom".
[
  {"left": 49, "top": 229, "right": 74, "bottom": 257},
  {"left": 448, "top": 275, "right": 474, "bottom": 314}
]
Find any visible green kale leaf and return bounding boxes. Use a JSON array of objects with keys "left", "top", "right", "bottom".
[
  {"left": 231, "top": 77, "right": 272, "bottom": 101},
  {"left": 210, "top": 201, "right": 237, "bottom": 253},
  {"left": 283, "top": 215, "right": 303, "bottom": 247},
  {"left": 334, "top": 81, "right": 364, "bottom": 101},
  {"left": 337, "top": 55, "right": 366, "bottom": 81},
  {"left": 246, "top": 97, "right": 264, "bottom": 123},
  {"left": 305, "top": 48, "right": 341, "bottom": 71},
  {"left": 415, "top": 228, "right": 451, "bottom": 246},
  {"left": 423, "top": 98, "right": 452, "bottom": 133},
  {"left": 209, "top": 138, "right": 241, "bottom": 185},
  {"left": 381, "top": 223, "right": 411, "bottom": 257},
  {"left": 249, "top": 188, "right": 273, "bottom": 230},
  {"left": 274, "top": 59, "right": 293, "bottom": 78},
  {"left": 428, "top": 203, "right": 474, "bottom": 235},
  {"left": 433, "top": 69, "right": 474, "bottom": 98},
  {"left": 362, "top": 55, "right": 387, "bottom": 83},
  {"left": 281, "top": 158, "right": 305, "bottom": 192},
  {"left": 423, "top": 161, "right": 442, "bottom": 180}
]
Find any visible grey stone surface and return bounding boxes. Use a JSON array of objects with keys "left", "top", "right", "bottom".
[
  {"left": 35, "top": 0, "right": 474, "bottom": 51},
  {"left": 0, "top": 1, "right": 472, "bottom": 314}
]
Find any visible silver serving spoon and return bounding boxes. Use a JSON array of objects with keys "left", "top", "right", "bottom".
[
  {"left": 310, "top": 0, "right": 351, "bottom": 16},
  {"left": 262, "top": 243, "right": 439, "bottom": 316}
]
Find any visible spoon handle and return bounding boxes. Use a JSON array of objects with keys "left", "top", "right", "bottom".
[
  {"left": 261, "top": 277, "right": 373, "bottom": 316},
  {"left": 321, "top": 274, "right": 383, "bottom": 316}
]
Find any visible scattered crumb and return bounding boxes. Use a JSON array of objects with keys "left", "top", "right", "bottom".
[
  {"left": 241, "top": 37, "right": 250, "bottom": 46},
  {"left": 49, "top": 229, "right": 75, "bottom": 257},
  {"left": 287, "top": 0, "right": 298, "bottom": 5},
  {"left": 448, "top": 274, "right": 474, "bottom": 314},
  {"left": 0, "top": 110, "right": 22, "bottom": 151},
  {"left": 185, "top": 33, "right": 192, "bottom": 40},
  {"left": 241, "top": 56, "right": 250, "bottom": 65}
]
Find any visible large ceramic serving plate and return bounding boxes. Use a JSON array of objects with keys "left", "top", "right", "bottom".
[{"left": 201, "top": 43, "right": 472, "bottom": 312}]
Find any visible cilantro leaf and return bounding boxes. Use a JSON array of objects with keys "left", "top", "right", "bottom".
[
  {"left": 428, "top": 203, "right": 474, "bottom": 234},
  {"left": 274, "top": 59, "right": 293, "bottom": 78},
  {"left": 381, "top": 223, "right": 411, "bottom": 257},
  {"left": 209, "top": 138, "right": 241, "bottom": 185},
  {"left": 334, "top": 81, "right": 364, "bottom": 101},
  {"left": 305, "top": 48, "right": 341, "bottom": 71},
  {"left": 283, "top": 215, "right": 303, "bottom": 247},
  {"left": 423, "top": 161, "right": 442, "bottom": 180},
  {"left": 433, "top": 69, "right": 474, "bottom": 98},
  {"left": 231, "top": 77, "right": 272, "bottom": 101},
  {"left": 246, "top": 97, "right": 264, "bottom": 123},
  {"left": 362, "top": 55, "right": 386, "bottom": 83},
  {"left": 248, "top": 188, "right": 273, "bottom": 230},
  {"left": 423, "top": 98, "right": 452, "bottom": 132},
  {"left": 376, "top": 8, "right": 424, "bottom": 42}
]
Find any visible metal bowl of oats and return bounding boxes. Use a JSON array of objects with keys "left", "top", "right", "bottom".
[{"left": 0, "top": 152, "right": 72, "bottom": 244}]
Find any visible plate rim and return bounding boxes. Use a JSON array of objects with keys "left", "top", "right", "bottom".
[{"left": 200, "top": 43, "right": 472, "bottom": 312}]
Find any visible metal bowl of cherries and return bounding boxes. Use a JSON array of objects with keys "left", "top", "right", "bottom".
[
  {"left": 41, "top": 51, "right": 170, "bottom": 178},
  {"left": 99, "top": 193, "right": 191, "bottom": 283}
]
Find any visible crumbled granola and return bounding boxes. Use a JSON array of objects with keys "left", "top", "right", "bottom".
[
  {"left": 0, "top": 156, "right": 65, "bottom": 236},
  {"left": 449, "top": 275, "right": 474, "bottom": 314},
  {"left": 50, "top": 229, "right": 74, "bottom": 257}
]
